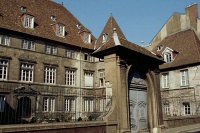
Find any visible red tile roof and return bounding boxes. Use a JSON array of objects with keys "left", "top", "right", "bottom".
[
  {"left": 0, "top": 0, "right": 96, "bottom": 49},
  {"left": 152, "top": 29, "right": 200, "bottom": 69}
]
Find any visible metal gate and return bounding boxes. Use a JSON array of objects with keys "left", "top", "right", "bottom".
[{"left": 129, "top": 71, "right": 147, "bottom": 133}]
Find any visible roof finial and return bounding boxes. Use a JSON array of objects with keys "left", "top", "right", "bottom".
[{"left": 110, "top": 13, "right": 112, "bottom": 16}]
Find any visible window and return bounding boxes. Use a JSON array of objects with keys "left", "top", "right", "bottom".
[
  {"left": 23, "top": 14, "right": 34, "bottom": 28},
  {"left": 84, "top": 53, "right": 94, "bottom": 62},
  {"left": 65, "top": 69, "right": 76, "bottom": 86},
  {"left": 100, "top": 98, "right": 106, "bottom": 112},
  {"left": 157, "top": 45, "right": 163, "bottom": 51},
  {"left": 0, "top": 60, "right": 8, "bottom": 80},
  {"left": 20, "top": 63, "right": 34, "bottom": 82},
  {"left": 164, "top": 51, "right": 173, "bottom": 62},
  {"left": 183, "top": 102, "right": 190, "bottom": 115},
  {"left": 84, "top": 99, "right": 94, "bottom": 112},
  {"left": 66, "top": 49, "right": 76, "bottom": 59},
  {"left": 99, "top": 71, "right": 105, "bottom": 87},
  {"left": 64, "top": 97, "right": 75, "bottom": 112},
  {"left": 56, "top": 24, "right": 65, "bottom": 37},
  {"left": 0, "top": 96, "right": 5, "bottom": 112},
  {"left": 44, "top": 66, "right": 56, "bottom": 84},
  {"left": 163, "top": 103, "right": 170, "bottom": 116},
  {"left": 181, "top": 70, "right": 189, "bottom": 86},
  {"left": 102, "top": 33, "right": 108, "bottom": 43},
  {"left": 162, "top": 73, "right": 169, "bottom": 88},
  {"left": 45, "top": 45, "right": 57, "bottom": 55},
  {"left": 0, "top": 35, "right": 10, "bottom": 46},
  {"left": 21, "top": 40, "right": 35, "bottom": 51},
  {"left": 43, "top": 97, "right": 55, "bottom": 112},
  {"left": 83, "top": 32, "right": 91, "bottom": 43},
  {"left": 84, "top": 71, "right": 93, "bottom": 87}
]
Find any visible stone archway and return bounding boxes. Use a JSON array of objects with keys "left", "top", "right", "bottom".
[{"left": 128, "top": 68, "right": 148, "bottom": 133}]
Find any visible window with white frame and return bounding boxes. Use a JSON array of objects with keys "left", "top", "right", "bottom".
[
  {"left": 99, "top": 71, "right": 105, "bottom": 87},
  {"left": 0, "top": 96, "right": 5, "bottom": 112},
  {"left": 44, "top": 66, "right": 56, "bottom": 84},
  {"left": 102, "top": 33, "right": 108, "bottom": 43},
  {"left": 0, "top": 35, "right": 10, "bottom": 46},
  {"left": 66, "top": 49, "right": 76, "bottom": 59},
  {"left": 0, "top": 60, "right": 8, "bottom": 80},
  {"left": 183, "top": 102, "right": 190, "bottom": 115},
  {"left": 181, "top": 70, "right": 189, "bottom": 86},
  {"left": 84, "top": 99, "right": 94, "bottom": 112},
  {"left": 43, "top": 97, "right": 55, "bottom": 112},
  {"left": 164, "top": 51, "right": 173, "bottom": 63},
  {"left": 83, "top": 32, "right": 91, "bottom": 43},
  {"left": 20, "top": 63, "right": 34, "bottom": 82},
  {"left": 100, "top": 98, "right": 106, "bottom": 112},
  {"left": 65, "top": 69, "right": 76, "bottom": 86},
  {"left": 56, "top": 24, "right": 65, "bottom": 37},
  {"left": 23, "top": 14, "right": 34, "bottom": 28},
  {"left": 84, "top": 71, "right": 93, "bottom": 87},
  {"left": 21, "top": 40, "right": 35, "bottom": 51},
  {"left": 162, "top": 73, "right": 169, "bottom": 88},
  {"left": 163, "top": 103, "right": 170, "bottom": 116},
  {"left": 45, "top": 45, "right": 57, "bottom": 55},
  {"left": 64, "top": 97, "right": 75, "bottom": 112}
]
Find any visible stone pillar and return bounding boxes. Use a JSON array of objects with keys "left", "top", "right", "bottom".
[
  {"left": 147, "top": 70, "right": 163, "bottom": 133},
  {"left": 103, "top": 54, "right": 130, "bottom": 133}
]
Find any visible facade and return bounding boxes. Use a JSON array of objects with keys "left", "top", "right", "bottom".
[
  {"left": 147, "top": 3, "right": 200, "bottom": 119},
  {"left": 0, "top": 0, "right": 164, "bottom": 132}
]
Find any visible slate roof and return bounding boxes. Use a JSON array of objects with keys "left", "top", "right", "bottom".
[
  {"left": 0, "top": 0, "right": 95, "bottom": 49},
  {"left": 152, "top": 29, "right": 200, "bottom": 69}
]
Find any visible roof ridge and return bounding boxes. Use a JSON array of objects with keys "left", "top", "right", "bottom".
[{"left": 191, "top": 30, "right": 200, "bottom": 62}]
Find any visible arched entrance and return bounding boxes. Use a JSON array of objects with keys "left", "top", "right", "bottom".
[
  {"left": 17, "top": 97, "right": 31, "bottom": 118},
  {"left": 128, "top": 69, "right": 148, "bottom": 133}
]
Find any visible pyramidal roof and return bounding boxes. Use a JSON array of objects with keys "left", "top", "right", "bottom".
[
  {"left": 95, "top": 15, "right": 126, "bottom": 49},
  {"left": 93, "top": 15, "right": 162, "bottom": 61}
]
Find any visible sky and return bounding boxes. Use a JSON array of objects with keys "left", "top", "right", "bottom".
[{"left": 54, "top": 0, "right": 200, "bottom": 46}]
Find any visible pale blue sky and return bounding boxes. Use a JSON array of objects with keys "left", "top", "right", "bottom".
[{"left": 54, "top": 0, "right": 199, "bottom": 46}]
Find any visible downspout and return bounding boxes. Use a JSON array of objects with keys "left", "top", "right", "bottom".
[{"left": 79, "top": 47, "right": 82, "bottom": 118}]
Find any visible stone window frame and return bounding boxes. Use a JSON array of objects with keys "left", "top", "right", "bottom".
[
  {"left": 0, "top": 60, "right": 8, "bottom": 80},
  {"left": 43, "top": 97, "right": 56, "bottom": 112},
  {"left": 0, "top": 35, "right": 10, "bottom": 46},
  {"left": 180, "top": 69, "right": 189, "bottom": 87},
  {"left": 65, "top": 67, "right": 76, "bottom": 86},
  {"left": 84, "top": 70, "right": 94, "bottom": 87},
  {"left": 64, "top": 97, "right": 76, "bottom": 112},
  {"left": 84, "top": 98, "right": 94, "bottom": 112},
  {"left": 162, "top": 73, "right": 169, "bottom": 89},
  {"left": 20, "top": 62, "right": 34, "bottom": 82},
  {"left": 21, "top": 39, "right": 35, "bottom": 51},
  {"left": 66, "top": 49, "right": 76, "bottom": 59},
  {"left": 183, "top": 102, "right": 190, "bottom": 115},
  {"left": 45, "top": 45, "right": 57, "bottom": 55},
  {"left": 44, "top": 66, "right": 56, "bottom": 84},
  {"left": 99, "top": 71, "right": 105, "bottom": 87},
  {"left": 163, "top": 103, "right": 170, "bottom": 116}
]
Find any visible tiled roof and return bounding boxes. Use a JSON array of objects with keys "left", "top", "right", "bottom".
[
  {"left": 95, "top": 15, "right": 126, "bottom": 49},
  {"left": 152, "top": 29, "right": 200, "bottom": 69},
  {"left": 94, "top": 36, "right": 162, "bottom": 61},
  {"left": 0, "top": 0, "right": 95, "bottom": 49}
]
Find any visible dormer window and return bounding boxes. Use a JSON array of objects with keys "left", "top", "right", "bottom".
[
  {"left": 157, "top": 45, "right": 163, "bottom": 51},
  {"left": 21, "top": 6, "right": 27, "bottom": 12},
  {"left": 162, "top": 47, "right": 174, "bottom": 63},
  {"left": 102, "top": 33, "right": 108, "bottom": 43},
  {"left": 22, "top": 14, "right": 34, "bottom": 29},
  {"left": 50, "top": 15, "right": 56, "bottom": 21},
  {"left": 56, "top": 24, "right": 65, "bottom": 37},
  {"left": 83, "top": 32, "right": 91, "bottom": 44}
]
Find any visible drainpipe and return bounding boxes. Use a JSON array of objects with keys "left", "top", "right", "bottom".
[{"left": 79, "top": 47, "right": 82, "bottom": 118}]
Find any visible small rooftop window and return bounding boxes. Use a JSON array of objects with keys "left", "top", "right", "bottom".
[
  {"left": 157, "top": 45, "right": 163, "bottom": 51},
  {"left": 76, "top": 24, "right": 82, "bottom": 29},
  {"left": 22, "top": 14, "right": 34, "bottom": 29},
  {"left": 56, "top": 23, "right": 65, "bottom": 37},
  {"left": 83, "top": 32, "right": 91, "bottom": 44},
  {"left": 102, "top": 33, "right": 108, "bottom": 43},
  {"left": 50, "top": 15, "right": 56, "bottom": 21},
  {"left": 21, "top": 6, "right": 27, "bottom": 12}
]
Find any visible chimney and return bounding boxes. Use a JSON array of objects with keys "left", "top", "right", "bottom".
[{"left": 185, "top": 3, "right": 199, "bottom": 30}]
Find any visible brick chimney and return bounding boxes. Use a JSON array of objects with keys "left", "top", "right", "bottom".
[{"left": 185, "top": 3, "right": 199, "bottom": 30}]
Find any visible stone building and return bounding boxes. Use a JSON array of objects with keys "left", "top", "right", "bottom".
[
  {"left": 0, "top": 0, "right": 164, "bottom": 132},
  {"left": 147, "top": 2, "right": 200, "bottom": 127}
]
